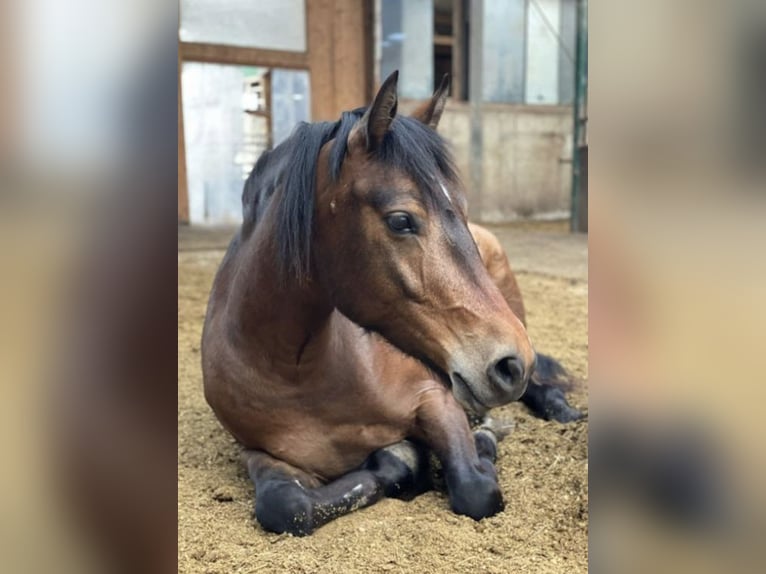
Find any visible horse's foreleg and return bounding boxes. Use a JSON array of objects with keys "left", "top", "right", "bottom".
[
  {"left": 414, "top": 389, "right": 504, "bottom": 520},
  {"left": 243, "top": 441, "right": 427, "bottom": 536}
]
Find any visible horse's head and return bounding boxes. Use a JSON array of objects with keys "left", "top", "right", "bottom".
[{"left": 313, "top": 72, "right": 534, "bottom": 414}]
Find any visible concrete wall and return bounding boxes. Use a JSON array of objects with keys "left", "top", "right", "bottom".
[{"left": 402, "top": 100, "right": 573, "bottom": 222}]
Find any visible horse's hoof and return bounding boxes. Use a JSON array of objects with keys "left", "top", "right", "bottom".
[
  {"left": 545, "top": 397, "right": 584, "bottom": 423},
  {"left": 449, "top": 474, "right": 504, "bottom": 520},
  {"left": 550, "top": 407, "right": 584, "bottom": 423},
  {"left": 540, "top": 387, "right": 584, "bottom": 423},
  {"left": 254, "top": 483, "right": 315, "bottom": 536}
]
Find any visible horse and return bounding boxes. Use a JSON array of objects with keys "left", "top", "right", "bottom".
[{"left": 201, "top": 71, "right": 581, "bottom": 536}]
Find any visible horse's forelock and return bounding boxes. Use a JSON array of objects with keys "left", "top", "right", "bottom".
[{"left": 244, "top": 107, "right": 460, "bottom": 284}]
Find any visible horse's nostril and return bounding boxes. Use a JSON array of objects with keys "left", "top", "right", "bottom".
[{"left": 490, "top": 356, "right": 525, "bottom": 388}]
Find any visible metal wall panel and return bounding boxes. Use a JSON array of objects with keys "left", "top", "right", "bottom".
[{"left": 482, "top": 0, "right": 526, "bottom": 103}]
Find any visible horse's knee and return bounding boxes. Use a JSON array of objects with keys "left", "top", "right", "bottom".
[
  {"left": 447, "top": 469, "right": 504, "bottom": 520},
  {"left": 254, "top": 481, "right": 315, "bottom": 536}
]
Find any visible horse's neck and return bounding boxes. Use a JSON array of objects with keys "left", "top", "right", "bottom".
[{"left": 225, "top": 223, "right": 334, "bottom": 369}]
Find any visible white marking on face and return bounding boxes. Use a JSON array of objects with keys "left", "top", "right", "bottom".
[
  {"left": 351, "top": 484, "right": 364, "bottom": 494},
  {"left": 439, "top": 182, "right": 452, "bottom": 204}
]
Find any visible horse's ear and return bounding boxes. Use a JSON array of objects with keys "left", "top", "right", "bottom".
[
  {"left": 411, "top": 74, "right": 450, "bottom": 130},
  {"left": 350, "top": 70, "right": 399, "bottom": 150}
]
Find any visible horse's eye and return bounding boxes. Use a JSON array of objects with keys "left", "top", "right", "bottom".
[{"left": 385, "top": 212, "right": 415, "bottom": 234}]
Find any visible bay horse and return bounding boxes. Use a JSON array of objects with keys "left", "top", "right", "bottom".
[{"left": 202, "top": 71, "right": 580, "bottom": 536}]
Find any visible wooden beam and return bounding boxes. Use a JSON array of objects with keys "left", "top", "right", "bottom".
[
  {"left": 332, "top": 0, "right": 368, "bottom": 112},
  {"left": 179, "top": 42, "right": 308, "bottom": 69},
  {"left": 307, "top": 0, "right": 370, "bottom": 120},
  {"left": 306, "top": 0, "right": 336, "bottom": 120},
  {"left": 362, "top": 0, "right": 376, "bottom": 102}
]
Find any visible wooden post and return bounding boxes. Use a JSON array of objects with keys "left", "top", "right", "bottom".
[
  {"left": 364, "top": 0, "right": 377, "bottom": 102},
  {"left": 307, "top": 0, "right": 369, "bottom": 120},
  {"left": 332, "top": 0, "right": 368, "bottom": 112},
  {"left": 307, "top": 0, "right": 335, "bottom": 121},
  {"left": 468, "top": 0, "right": 484, "bottom": 221}
]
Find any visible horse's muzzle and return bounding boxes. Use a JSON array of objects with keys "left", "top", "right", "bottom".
[
  {"left": 449, "top": 351, "right": 535, "bottom": 414},
  {"left": 488, "top": 355, "right": 527, "bottom": 393}
]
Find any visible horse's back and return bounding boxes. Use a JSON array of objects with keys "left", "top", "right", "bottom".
[{"left": 468, "top": 222, "right": 526, "bottom": 325}]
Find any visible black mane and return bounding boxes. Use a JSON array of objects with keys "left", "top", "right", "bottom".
[{"left": 241, "top": 107, "right": 459, "bottom": 282}]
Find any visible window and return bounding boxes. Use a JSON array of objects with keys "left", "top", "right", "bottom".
[
  {"left": 431, "top": 0, "right": 462, "bottom": 99},
  {"left": 380, "top": 0, "right": 434, "bottom": 99},
  {"left": 181, "top": 63, "right": 309, "bottom": 224},
  {"left": 378, "top": 0, "right": 576, "bottom": 105},
  {"left": 180, "top": 0, "right": 306, "bottom": 52},
  {"left": 524, "top": 0, "right": 576, "bottom": 104}
]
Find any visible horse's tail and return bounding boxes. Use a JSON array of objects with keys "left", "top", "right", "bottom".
[{"left": 532, "top": 352, "right": 576, "bottom": 391}]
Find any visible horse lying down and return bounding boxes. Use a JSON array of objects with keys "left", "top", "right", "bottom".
[{"left": 201, "top": 71, "right": 582, "bottom": 536}]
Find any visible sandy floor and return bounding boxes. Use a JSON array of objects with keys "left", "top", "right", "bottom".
[{"left": 178, "top": 224, "right": 588, "bottom": 574}]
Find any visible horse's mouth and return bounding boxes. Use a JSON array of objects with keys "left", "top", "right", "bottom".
[
  {"left": 450, "top": 372, "right": 490, "bottom": 415},
  {"left": 406, "top": 351, "right": 489, "bottom": 414}
]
